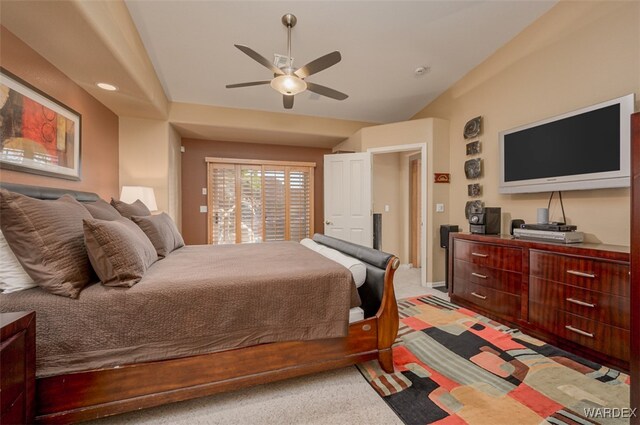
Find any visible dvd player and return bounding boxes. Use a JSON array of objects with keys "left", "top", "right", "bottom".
[
  {"left": 513, "top": 228, "right": 584, "bottom": 244},
  {"left": 521, "top": 223, "right": 578, "bottom": 232}
]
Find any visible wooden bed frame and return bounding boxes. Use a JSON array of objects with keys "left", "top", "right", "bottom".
[{"left": 0, "top": 183, "right": 400, "bottom": 424}]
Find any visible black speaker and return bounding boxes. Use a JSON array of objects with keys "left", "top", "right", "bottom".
[
  {"left": 510, "top": 219, "right": 525, "bottom": 235},
  {"left": 469, "top": 207, "right": 501, "bottom": 235},
  {"left": 373, "top": 213, "right": 382, "bottom": 250},
  {"left": 440, "top": 224, "right": 459, "bottom": 249}
]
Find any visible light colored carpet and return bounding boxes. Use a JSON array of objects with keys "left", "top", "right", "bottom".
[
  {"left": 88, "top": 268, "right": 439, "bottom": 425},
  {"left": 87, "top": 367, "right": 404, "bottom": 425}
]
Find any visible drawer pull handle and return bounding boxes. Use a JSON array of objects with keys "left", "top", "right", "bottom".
[
  {"left": 471, "top": 252, "right": 488, "bottom": 258},
  {"left": 471, "top": 272, "right": 487, "bottom": 279},
  {"left": 566, "top": 298, "right": 596, "bottom": 308},
  {"left": 565, "top": 325, "right": 594, "bottom": 338},
  {"left": 471, "top": 292, "right": 487, "bottom": 300},
  {"left": 567, "top": 270, "right": 596, "bottom": 279}
]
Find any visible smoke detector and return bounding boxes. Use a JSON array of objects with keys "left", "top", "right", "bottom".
[{"left": 414, "top": 66, "right": 431, "bottom": 77}]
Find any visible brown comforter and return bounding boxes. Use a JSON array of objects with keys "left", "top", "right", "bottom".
[{"left": 0, "top": 242, "right": 360, "bottom": 377}]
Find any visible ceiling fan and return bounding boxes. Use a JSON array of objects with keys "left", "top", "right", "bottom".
[{"left": 226, "top": 13, "right": 348, "bottom": 110}]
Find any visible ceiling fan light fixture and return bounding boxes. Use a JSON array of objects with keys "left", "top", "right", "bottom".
[{"left": 270, "top": 75, "right": 307, "bottom": 95}]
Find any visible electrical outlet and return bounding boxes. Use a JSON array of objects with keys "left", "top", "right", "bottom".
[
  {"left": 436, "top": 203, "right": 445, "bottom": 213},
  {"left": 384, "top": 205, "right": 390, "bottom": 212},
  {"left": 199, "top": 206, "right": 207, "bottom": 213}
]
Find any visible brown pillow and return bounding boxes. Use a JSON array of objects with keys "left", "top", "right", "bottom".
[
  {"left": 84, "top": 198, "right": 122, "bottom": 221},
  {"left": 83, "top": 218, "right": 158, "bottom": 287},
  {"left": 131, "top": 213, "right": 185, "bottom": 258},
  {"left": 0, "top": 189, "right": 93, "bottom": 298},
  {"left": 110, "top": 198, "right": 151, "bottom": 219}
]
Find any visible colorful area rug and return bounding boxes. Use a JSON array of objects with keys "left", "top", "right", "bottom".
[{"left": 357, "top": 296, "right": 631, "bottom": 425}]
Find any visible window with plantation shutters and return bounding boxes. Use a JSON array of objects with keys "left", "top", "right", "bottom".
[{"left": 207, "top": 158, "right": 315, "bottom": 245}]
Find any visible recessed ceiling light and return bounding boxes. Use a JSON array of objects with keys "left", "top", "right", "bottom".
[{"left": 96, "top": 82, "right": 118, "bottom": 91}]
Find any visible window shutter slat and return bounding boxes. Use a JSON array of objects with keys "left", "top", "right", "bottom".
[
  {"left": 264, "top": 168, "right": 286, "bottom": 241},
  {"left": 210, "top": 165, "right": 236, "bottom": 245}
]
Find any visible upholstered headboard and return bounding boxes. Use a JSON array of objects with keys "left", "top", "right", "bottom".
[
  {"left": 0, "top": 182, "right": 100, "bottom": 202},
  {"left": 313, "top": 233, "right": 396, "bottom": 318}
]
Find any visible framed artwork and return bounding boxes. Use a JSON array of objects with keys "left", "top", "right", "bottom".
[
  {"left": 467, "top": 183, "right": 482, "bottom": 197},
  {"left": 434, "top": 173, "right": 450, "bottom": 183},
  {"left": 0, "top": 69, "right": 81, "bottom": 180},
  {"left": 463, "top": 116, "right": 482, "bottom": 139},
  {"left": 466, "top": 141, "right": 481, "bottom": 155},
  {"left": 464, "top": 158, "right": 482, "bottom": 179}
]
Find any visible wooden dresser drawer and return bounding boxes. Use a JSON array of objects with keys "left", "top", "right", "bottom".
[
  {"left": 0, "top": 312, "right": 35, "bottom": 425},
  {"left": 0, "top": 331, "right": 26, "bottom": 417},
  {"left": 453, "top": 240, "right": 522, "bottom": 272},
  {"left": 530, "top": 250, "right": 629, "bottom": 297},
  {"left": 452, "top": 278, "right": 520, "bottom": 321},
  {"left": 453, "top": 259, "right": 521, "bottom": 295},
  {"left": 529, "top": 277, "right": 630, "bottom": 329},
  {"left": 559, "top": 312, "right": 629, "bottom": 362},
  {"left": 529, "top": 303, "right": 629, "bottom": 361}
]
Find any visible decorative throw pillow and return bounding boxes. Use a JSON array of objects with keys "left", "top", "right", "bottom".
[
  {"left": 0, "top": 189, "right": 93, "bottom": 298},
  {"left": 110, "top": 198, "right": 151, "bottom": 219},
  {"left": 83, "top": 198, "right": 122, "bottom": 221},
  {"left": 131, "top": 213, "right": 185, "bottom": 258},
  {"left": 83, "top": 218, "right": 158, "bottom": 287},
  {"left": 0, "top": 231, "right": 37, "bottom": 294}
]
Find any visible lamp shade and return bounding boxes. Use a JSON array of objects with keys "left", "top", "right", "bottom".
[{"left": 120, "top": 186, "right": 158, "bottom": 211}]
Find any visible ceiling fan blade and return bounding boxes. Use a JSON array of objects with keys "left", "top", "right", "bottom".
[
  {"left": 226, "top": 81, "right": 271, "bottom": 89},
  {"left": 283, "top": 95, "right": 294, "bottom": 109},
  {"left": 234, "top": 44, "right": 284, "bottom": 75},
  {"left": 305, "top": 82, "right": 348, "bottom": 101},
  {"left": 294, "top": 51, "right": 341, "bottom": 79}
]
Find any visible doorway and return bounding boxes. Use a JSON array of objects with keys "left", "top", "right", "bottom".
[
  {"left": 368, "top": 144, "right": 427, "bottom": 287},
  {"left": 409, "top": 155, "right": 421, "bottom": 268}
]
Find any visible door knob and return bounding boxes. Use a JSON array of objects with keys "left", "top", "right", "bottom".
[{"left": 325, "top": 220, "right": 333, "bottom": 225}]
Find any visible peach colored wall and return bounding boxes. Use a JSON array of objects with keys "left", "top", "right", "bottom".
[
  {"left": 412, "top": 2, "right": 640, "bottom": 246},
  {"left": 0, "top": 26, "right": 119, "bottom": 199},
  {"left": 180, "top": 138, "right": 330, "bottom": 245}
]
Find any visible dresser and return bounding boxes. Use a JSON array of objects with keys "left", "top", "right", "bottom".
[
  {"left": 449, "top": 233, "right": 630, "bottom": 371},
  {"left": 1, "top": 311, "right": 35, "bottom": 425}
]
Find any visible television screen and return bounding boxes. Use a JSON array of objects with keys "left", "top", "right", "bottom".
[{"left": 499, "top": 94, "right": 633, "bottom": 194}]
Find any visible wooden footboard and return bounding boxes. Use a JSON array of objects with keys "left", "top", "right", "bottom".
[{"left": 35, "top": 257, "right": 400, "bottom": 424}]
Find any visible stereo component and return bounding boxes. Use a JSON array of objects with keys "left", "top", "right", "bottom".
[{"left": 469, "top": 207, "right": 501, "bottom": 235}]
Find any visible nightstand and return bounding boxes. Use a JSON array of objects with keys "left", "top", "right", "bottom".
[{"left": 1, "top": 311, "right": 35, "bottom": 424}]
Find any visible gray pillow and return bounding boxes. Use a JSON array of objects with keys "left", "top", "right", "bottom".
[
  {"left": 0, "top": 189, "right": 93, "bottom": 298},
  {"left": 110, "top": 198, "right": 151, "bottom": 219},
  {"left": 84, "top": 198, "right": 122, "bottom": 221},
  {"left": 131, "top": 213, "right": 185, "bottom": 258},
  {"left": 83, "top": 218, "right": 158, "bottom": 287}
]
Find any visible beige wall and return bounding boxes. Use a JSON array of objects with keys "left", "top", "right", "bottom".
[
  {"left": 119, "top": 117, "right": 181, "bottom": 222},
  {"left": 372, "top": 153, "right": 403, "bottom": 261},
  {"left": 413, "top": 1, "right": 640, "bottom": 246}
]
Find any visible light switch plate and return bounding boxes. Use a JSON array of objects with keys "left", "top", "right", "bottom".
[
  {"left": 199, "top": 206, "right": 207, "bottom": 213},
  {"left": 202, "top": 188, "right": 207, "bottom": 195},
  {"left": 384, "top": 205, "right": 390, "bottom": 212},
  {"left": 436, "top": 203, "right": 445, "bottom": 213}
]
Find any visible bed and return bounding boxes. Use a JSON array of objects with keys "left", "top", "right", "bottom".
[{"left": 0, "top": 183, "right": 400, "bottom": 424}]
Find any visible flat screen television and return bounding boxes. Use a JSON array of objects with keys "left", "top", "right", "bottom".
[{"left": 499, "top": 93, "right": 634, "bottom": 194}]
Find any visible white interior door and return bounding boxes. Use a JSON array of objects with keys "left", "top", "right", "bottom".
[{"left": 324, "top": 153, "right": 372, "bottom": 247}]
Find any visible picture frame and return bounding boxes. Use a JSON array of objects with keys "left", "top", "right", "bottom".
[
  {"left": 0, "top": 68, "right": 81, "bottom": 180},
  {"left": 464, "top": 158, "right": 482, "bottom": 179},
  {"left": 466, "top": 140, "right": 481, "bottom": 155},
  {"left": 467, "top": 183, "right": 482, "bottom": 197}
]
